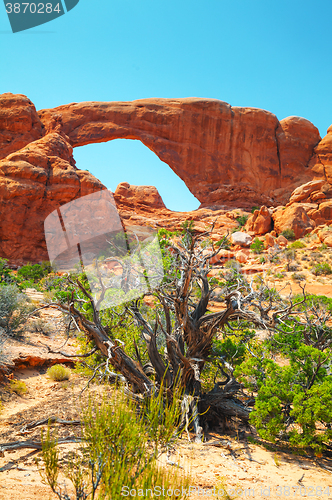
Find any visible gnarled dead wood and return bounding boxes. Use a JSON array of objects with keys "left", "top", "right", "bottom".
[
  {"left": 0, "top": 436, "right": 83, "bottom": 456},
  {"left": 19, "top": 416, "right": 81, "bottom": 435}
]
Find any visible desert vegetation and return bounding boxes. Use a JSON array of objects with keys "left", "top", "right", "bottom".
[{"left": 1, "top": 224, "right": 332, "bottom": 498}]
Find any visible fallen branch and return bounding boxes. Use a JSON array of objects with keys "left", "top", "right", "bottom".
[
  {"left": 44, "top": 345, "right": 98, "bottom": 359},
  {"left": 0, "top": 436, "right": 83, "bottom": 456},
  {"left": 20, "top": 416, "right": 81, "bottom": 435},
  {"left": 316, "top": 461, "right": 332, "bottom": 474}
]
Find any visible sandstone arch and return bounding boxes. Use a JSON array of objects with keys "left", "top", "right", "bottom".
[
  {"left": 38, "top": 97, "right": 321, "bottom": 208},
  {"left": 0, "top": 93, "right": 330, "bottom": 264},
  {"left": 73, "top": 138, "right": 200, "bottom": 212}
]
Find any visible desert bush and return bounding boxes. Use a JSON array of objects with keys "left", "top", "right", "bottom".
[
  {"left": 236, "top": 214, "right": 248, "bottom": 227},
  {"left": 250, "top": 237, "right": 264, "bottom": 254},
  {"left": 39, "top": 388, "right": 189, "bottom": 500},
  {"left": 0, "top": 258, "right": 16, "bottom": 286},
  {"left": 47, "top": 364, "right": 71, "bottom": 381},
  {"left": 289, "top": 240, "right": 306, "bottom": 249},
  {"left": 291, "top": 273, "right": 305, "bottom": 282},
  {"left": 0, "top": 285, "right": 34, "bottom": 335},
  {"left": 236, "top": 302, "right": 332, "bottom": 455},
  {"left": 26, "top": 317, "right": 53, "bottom": 335},
  {"left": 311, "top": 262, "right": 332, "bottom": 276},
  {"left": 10, "top": 379, "right": 28, "bottom": 395},
  {"left": 288, "top": 263, "right": 300, "bottom": 272},
  {"left": 251, "top": 206, "right": 260, "bottom": 213},
  {"left": 17, "top": 263, "right": 50, "bottom": 283},
  {"left": 281, "top": 229, "right": 296, "bottom": 240}
]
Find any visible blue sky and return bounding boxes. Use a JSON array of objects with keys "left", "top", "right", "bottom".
[{"left": 1, "top": 0, "right": 332, "bottom": 211}]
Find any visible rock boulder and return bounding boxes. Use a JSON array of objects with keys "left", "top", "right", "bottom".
[
  {"left": 245, "top": 206, "right": 272, "bottom": 235},
  {"left": 273, "top": 205, "right": 315, "bottom": 239},
  {"left": 231, "top": 232, "right": 252, "bottom": 247}
]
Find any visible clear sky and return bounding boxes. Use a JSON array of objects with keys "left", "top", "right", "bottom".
[{"left": 1, "top": 0, "right": 332, "bottom": 211}]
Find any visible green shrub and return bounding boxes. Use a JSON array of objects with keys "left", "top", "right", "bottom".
[
  {"left": 289, "top": 240, "right": 306, "bottom": 249},
  {"left": 251, "top": 206, "right": 260, "bottom": 213},
  {"left": 311, "top": 262, "right": 332, "bottom": 276},
  {"left": 223, "top": 259, "right": 242, "bottom": 273},
  {"left": 10, "top": 379, "right": 28, "bottom": 395},
  {"left": 291, "top": 273, "right": 305, "bottom": 282},
  {"left": 281, "top": 229, "right": 296, "bottom": 240},
  {"left": 236, "top": 214, "right": 249, "bottom": 227},
  {"left": 250, "top": 237, "right": 264, "bottom": 254},
  {"left": 39, "top": 389, "right": 189, "bottom": 499},
  {"left": 275, "top": 273, "right": 285, "bottom": 280},
  {"left": 259, "top": 256, "right": 266, "bottom": 263},
  {"left": 0, "top": 285, "right": 34, "bottom": 335},
  {"left": 237, "top": 316, "right": 332, "bottom": 455},
  {"left": 47, "top": 364, "right": 71, "bottom": 381},
  {"left": 17, "top": 263, "right": 48, "bottom": 283},
  {"left": 215, "top": 234, "right": 231, "bottom": 249},
  {"left": 0, "top": 258, "right": 15, "bottom": 286}
]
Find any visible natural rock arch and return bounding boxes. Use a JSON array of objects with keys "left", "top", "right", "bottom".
[
  {"left": 72, "top": 138, "right": 200, "bottom": 212},
  {"left": 0, "top": 93, "right": 330, "bottom": 265},
  {"left": 38, "top": 97, "right": 322, "bottom": 207}
]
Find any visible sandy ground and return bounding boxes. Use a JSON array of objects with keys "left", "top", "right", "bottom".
[
  {"left": 1, "top": 366, "right": 332, "bottom": 500},
  {"left": 1, "top": 368, "right": 332, "bottom": 500}
]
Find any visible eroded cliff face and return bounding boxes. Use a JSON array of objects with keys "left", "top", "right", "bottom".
[
  {"left": 0, "top": 92, "right": 331, "bottom": 264},
  {"left": 0, "top": 97, "right": 105, "bottom": 264}
]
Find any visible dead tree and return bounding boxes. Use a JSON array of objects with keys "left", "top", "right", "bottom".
[{"left": 46, "top": 226, "right": 308, "bottom": 441}]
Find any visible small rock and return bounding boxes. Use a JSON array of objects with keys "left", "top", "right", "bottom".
[
  {"left": 231, "top": 232, "right": 252, "bottom": 247},
  {"left": 277, "top": 235, "right": 288, "bottom": 246},
  {"left": 235, "top": 250, "right": 249, "bottom": 264},
  {"left": 265, "top": 233, "right": 275, "bottom": 248}
]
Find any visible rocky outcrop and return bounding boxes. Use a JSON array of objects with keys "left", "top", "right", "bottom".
[
  {"left": 245, "top": 206, "right": 272, "bottom": 235},
  {"left": 316, "top": 226, "right": 332, "bottom": 247},
  {"left": 114, "top": 183, "right": 166, "bottom": 212},
  {"left": 272, "top": 205, "right": 315, "bottom": 239},
  {"left": 274, "top": 117, "right": 321, "bottom": 203},
  {"left": 308, "top": 125, "right": 332, "bottom": 183},
  {"left": 0, "top": 126, "right": 105, "bottom": 264},
  {"left": 230, "top": 232, "right": 252, "bottom": 247},
  {"left": 0, "top": 93, "right": 44, "bottom": 160},
  {"left": 1, "top": 92, "right": 332, "bottom": 264},
  {"left": 286, "top": 178, "right": 332, "bottom": 226}
]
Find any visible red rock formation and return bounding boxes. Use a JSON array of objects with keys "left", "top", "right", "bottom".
[
  {"left": 245, "top": 206, "right": 272, "bottom": 235},
  {"left": 275, "top": 117, "right": 321, "bottom": 204},
  {"left": 308, "top": 125, "right": 332, "bottom": 183},
  {"left": 0, "top": 93, "right": 44, "bottom": 160},
  {"left": 1, "top": 92, "right": 332, "bottom": 265},
  {"left": 114, "top": 183, "right": 166, "bottom": 212},
  {"left": 0, "top": 126, "right": 105, "bottom": 265},
  {"left": 272, "top": 204, "right": 315, "bottom": 239},
  {"left": 38, "top": 97, "right": 322, "bottom": 208}
]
